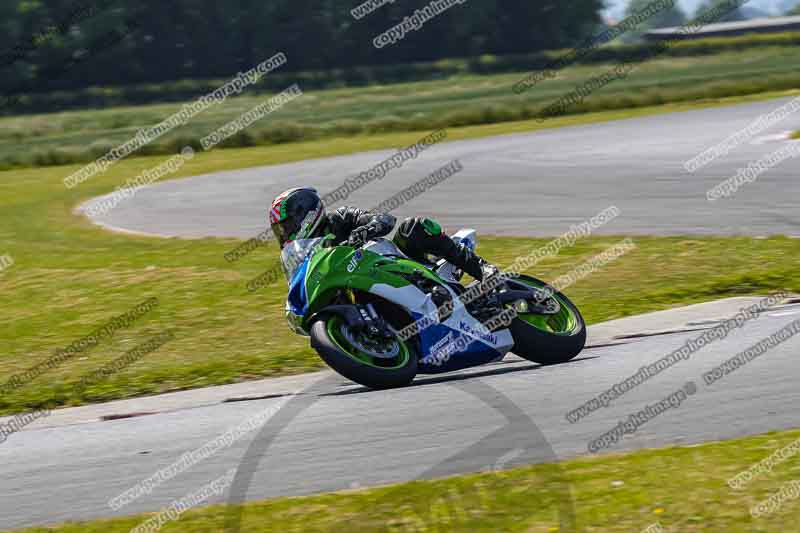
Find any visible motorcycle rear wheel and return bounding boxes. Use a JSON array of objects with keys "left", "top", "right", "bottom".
[{"left": 505, "top": 275, "right": 586, "bottom": 365}]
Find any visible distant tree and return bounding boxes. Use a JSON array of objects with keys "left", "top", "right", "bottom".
[
  {"left": 617, "top": 0, "right": 687, "bottom": 42},
  {"left": 625, "top": 0, "right": 688, "bottom": 29},
  {"left": 789, "top": 4, "right": 800, "bottom": 15},
  {"left": 0, "top": 0, "right": 608, "bottom": 97},
  {"left": 695, "top": 0, "right": 747, "bottom": 22}
]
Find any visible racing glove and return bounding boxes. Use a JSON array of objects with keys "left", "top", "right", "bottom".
[
  {"left": 347, "top": 225, "right": 372, "bottom": 247},
  {"left": 347, "top": 214, "right": 396, "bottom": 247}
]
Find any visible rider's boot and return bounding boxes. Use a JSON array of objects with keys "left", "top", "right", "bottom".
[
  {"left": 393, "top": 217, "right": 498, "bottom": 281},
  {"left": 441, "top": 240, "right": 492, "bottom": 281}
]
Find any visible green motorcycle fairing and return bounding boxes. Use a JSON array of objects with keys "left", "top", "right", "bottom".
[{"left": 282, "top": 237, "right": 515, "bottom": 373}]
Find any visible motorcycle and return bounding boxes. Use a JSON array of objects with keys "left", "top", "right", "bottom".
[{"left": 281, "top": 229, "right": 586, "bottom": 389}]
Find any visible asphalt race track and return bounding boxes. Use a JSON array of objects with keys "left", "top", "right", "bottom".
[
  {"left": 82, "top": 97, "right": 800, "bottom": 238},
  {"left": 4, "top": 100, "right": 799, "bottom": 530},
  {"left": 2, "top": 302, "right": 800, "bottom": 529}
]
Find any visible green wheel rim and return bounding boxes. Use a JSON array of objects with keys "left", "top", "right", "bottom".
[
  {"left": 326, "top": 316, "right": 411, "bottom": 370},
  {"left": 508, "top": 279, "right": 580, "bottom": 335}
]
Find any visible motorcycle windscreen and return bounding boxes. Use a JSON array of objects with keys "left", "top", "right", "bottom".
[{"left": 280, "top": 237, "right": 327, "bottom": 283}]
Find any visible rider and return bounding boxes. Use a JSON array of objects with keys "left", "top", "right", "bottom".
[{"left": 269, "top": 187, "right": 493, "bottom": 280}]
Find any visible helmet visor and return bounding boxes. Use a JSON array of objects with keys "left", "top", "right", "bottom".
[{"left": 271, "top": 216, "right": 301, "bottom": 247}]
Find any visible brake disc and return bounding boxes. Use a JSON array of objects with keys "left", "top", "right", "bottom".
[{"left": 340, "top": 325, "right": 401, "bottom": 359}]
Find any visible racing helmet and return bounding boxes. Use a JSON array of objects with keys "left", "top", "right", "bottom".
[{"left": 269, "top": 187, "right": 326, "bottom": 247}]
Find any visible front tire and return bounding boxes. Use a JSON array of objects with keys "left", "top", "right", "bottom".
[
  {"left": 506, "top": 275, "right": 586, "bottom": 365},
  {"left": 310, "top": 316, "right": 418, "bottom": 389}
]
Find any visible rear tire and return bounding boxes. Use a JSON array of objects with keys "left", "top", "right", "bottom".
[
  {"left": 310, "top": 317, "right": 418, "bottom": 389},
  {"left": 507, "top": 275, "right": 586, "bottom": 365}
]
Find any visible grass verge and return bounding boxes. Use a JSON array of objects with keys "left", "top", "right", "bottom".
[
  {"left": 0, "top": 135, "right": 798, "bottom": 415},
  {"left": 3, "top": 44, "right": 800, "bottom": 170},
  {"left": 14, "top": 427, "right": 800, "bottom": 532}
]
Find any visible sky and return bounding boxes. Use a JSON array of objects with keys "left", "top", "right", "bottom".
[{"left": 603, "top": 0, "right": 800, "bottom": 19}]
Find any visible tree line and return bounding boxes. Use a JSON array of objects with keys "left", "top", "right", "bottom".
[{"left": 0, "top": 0, "right": 605, "bottom": 97}]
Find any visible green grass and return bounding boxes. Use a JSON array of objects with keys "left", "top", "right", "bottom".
[
  {"left": 0, "top": 134, "right": 798, "bottom": 416},
  {"left": 4, "top": 44, "right": 800, "bottom": 170},
  {"left": 13, "top": 427, "right": 800, "bottom": 532}
]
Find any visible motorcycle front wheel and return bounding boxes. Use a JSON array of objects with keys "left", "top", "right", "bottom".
[{"left": 310, "top": 315, "right": 418, "bottom": 389}]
